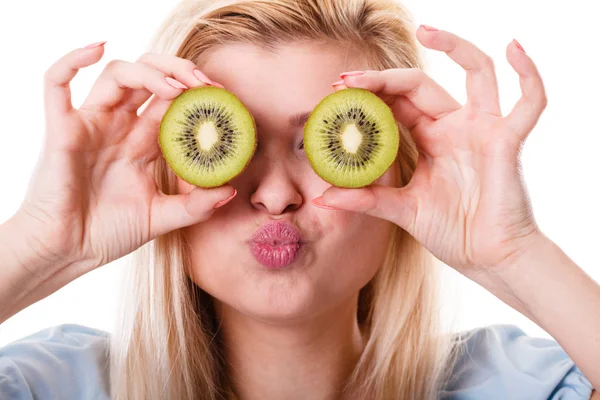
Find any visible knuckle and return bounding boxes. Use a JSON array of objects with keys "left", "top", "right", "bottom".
[
  {"left": 43, "top": 66, "right": 58, "bottom": 84},
  {"left": 181, "top": 58, "right": 198, "bottom": 71},
  {"left": 481, "top": 54, "right": 495, "bottom": 70},
  {"left": 44, "top": 56, "right": 69, "bottom": 84},
  {"left": 160, "top": 54, "right": 196, "bottom": 71},
  {"left": 137, "top": 53, "right": 197, "bottom": 74},
  {"left": 408, "top": 68, "right": 426, "bottom": 81},
  {"left": 406, "top": 68, "right": 427, "bottom": 96},
  {"left": 137, "top": 52, "right": 156, "bottom": 63},
  {"left": 539, "top": 93, "right": 548, "bottom": 109},
  {"left": 105, "top": 59, "right": 127, "bottom": 72}
]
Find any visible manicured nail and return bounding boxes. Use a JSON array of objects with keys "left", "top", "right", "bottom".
[
  {"left": 513, "top": 39, "right": 526, "bottom": 53},
  {"left": 84, "top": 41, "right": 107, "bottom": 49},
  {"left": 332, "top": 80, "right": 345, "bottom": 87},
  {"left": 421, "top": 25, "right": 439, "bottom": 32},
  {"left": 340, "top": 71, "right": 365, "bottom": 79},
  {"left": 193, "top": 69, "right": 213, "bottom": 85},
  {"left": 312, "top": 196, "right": 339, "bottom": 210},
  {"left": 214, "top": 189, "right": 237, "bottom": 209},
  {"left": 165, "top": 77, "right": 188, "bottom": 90},
  {"left": 193, "top": 69, "right": 226, "bottom": 88}
]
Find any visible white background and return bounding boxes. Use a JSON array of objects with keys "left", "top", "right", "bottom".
[{"left": 0, "top": 0, "right": 598, "bottom": 346}]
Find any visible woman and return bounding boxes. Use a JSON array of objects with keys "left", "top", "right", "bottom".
[{"left": 0, "top": 0, "right": 597, "bottom": 399}]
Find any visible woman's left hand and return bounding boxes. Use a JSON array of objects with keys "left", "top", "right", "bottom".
[{"left": 313, "top": 26, "right": 548, "bottom": 275}]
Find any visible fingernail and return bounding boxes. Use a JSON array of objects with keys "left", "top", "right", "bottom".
[
  {"left": 340, "top": 71, "right": 365, "bottom": 78},
  {"left": 84, "top": 41, "right": 107, "bottom": 49},
  {"left": 193, "top": 69, "right": 213, "bottom": 85},
  {"left": 421, "top": 25, "right": 439, "bottom": 32},
  {"left": 332, "top": 80, "right": 345, "bottom": 87},
  {"left": 211, "top": 81, "right": 226, "bottom": 89},
  {"left": 165, "top": 77, "right": 188, "bottom": 90},
  {"left": 513, "top": 39, "right": 526, "bottom": 53},
  {"left": 312, "top": 196, "right": 339, "bottom": 210},
  {"left": 214, "top": 189, "right": 237, "bottom": 209}
]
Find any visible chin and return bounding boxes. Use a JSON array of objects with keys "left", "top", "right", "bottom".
[
  {"left": 229, "top": 278, "right": 323, "bottom": 324},
  {"left": 195, "top": 252, "right": 366, "bottom": 325}
]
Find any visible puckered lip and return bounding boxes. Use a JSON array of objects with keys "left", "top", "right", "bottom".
[{"left": 249, "top": 219, "right": 306, "bottom": 246}]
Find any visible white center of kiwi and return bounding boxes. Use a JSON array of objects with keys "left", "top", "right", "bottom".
[
  {"left": 341, "top": 124, "right": 362, "bottom": 154},
  {"left": 196, "top": 122, "right": 219, "bottom": 151}
]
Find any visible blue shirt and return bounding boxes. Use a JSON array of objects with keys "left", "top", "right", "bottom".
[{"left": 0, "top": 324, "right": 594, "bottom": 399}]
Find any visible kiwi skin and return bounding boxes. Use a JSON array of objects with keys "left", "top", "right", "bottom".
[
  {"left": 158, "top": 86, "right": 257, "bottom": 188},
  {"left": 304, "top": 88, "right": 399, "bottom": 188}
]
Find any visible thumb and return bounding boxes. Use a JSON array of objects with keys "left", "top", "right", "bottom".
[
  {"left": 150, "top": 185, "right": 237, "bottom": 237},
  {"left": 313, "top": 185, "right": 418, "bottom": 233}
]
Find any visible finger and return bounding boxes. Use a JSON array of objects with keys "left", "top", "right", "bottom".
[
  {"left": 150, "top": 185, "right": 237, "bottom": 237},
  {"left": 504, "top": 40, "right": 548, "bottom": 140},
  {"left": 390, "top": 96, "right": 433, "bottom": 132},
  {"left": 332, "top": 78, "right": 427, "bottom": 130},
  {"left": 332, "top": 79, "right": 347, "bottom": 91},
  {"left": 137, "top": 53, "right": 222, "bottom": 89},
  {"left": 388, "top": 97, "right": 438, "bottom": 157},
  {"left": 44, "top": 42, "right": 106, "bottom": 122},
  {"left": 312, "top": 184, "right": 418, "bottom": 234},
  {"left": 138, "top": 95, "right": 173, "bottom": 125},
  {"left": 133, "top": 96, "right": 178, "bottom": 161},
  {"left": 80, "top": 60, "right": 188, "bottom": 112},
  {"left": 416, "top": 25, "right": 502, "bottom": 115},
  {"left": 339, "top": 69, "right": 461, "bottom": 122},
  {"left": 128, "top": 96, "right": 174, "bottom": 162},
  {"left": 127, "top": 53, "right": 223, "bottom": 111}
]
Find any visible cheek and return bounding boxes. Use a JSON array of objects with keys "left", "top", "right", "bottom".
[
  {"left": 313, "top": 162, "right": 397, "bottom": 245},
  {"left": 320, "top": 209, "right": 366, "bottom": 235},
  {"left": 305, "top": 210, "right": 393, "bottom": 319},
  {"left": 317, "top": 208, "right": 394, "bottom": 278},
  {"left": 183, "top": 216, "right": 238, "bottom": 295},
  {"left": 175, "top": 175, "right": 234, "bottom": 287},
  {"left": 303, "top": 164, "right": 397, "bottom": 283}
]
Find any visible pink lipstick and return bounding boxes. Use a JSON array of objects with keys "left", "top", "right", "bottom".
[{"left": 250, "top": 220, "right": 304, "bottom": 269}]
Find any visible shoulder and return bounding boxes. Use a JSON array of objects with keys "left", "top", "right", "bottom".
[
  {"left": 441, "top": 324, "right": 594, "bottom": 400},
  {"left": 0, "top": 324, "right": 110, "bottom": 400}
]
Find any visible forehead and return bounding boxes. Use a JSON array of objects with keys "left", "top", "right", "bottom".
[{"left": 196, "top": 41, "right": 365, "bottom": 123}]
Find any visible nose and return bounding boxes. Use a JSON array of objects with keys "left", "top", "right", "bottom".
[{"left": 250, "top": 158, "right": 303, "bottom": 215}]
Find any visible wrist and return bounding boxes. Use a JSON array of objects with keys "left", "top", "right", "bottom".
[
  {"left": 465, "top": 230, "right": 591, "bottom": 327},
  {"left": 0, "top": 212, "right": 71, "bottom": 293},
  {"left": 470, "top": 232, "right": 600, "bottom": 389},
  {"left": 9, "top": 209, "right": 75, "bottom": 272},
  {"left": 463, "top": 230, "right": 553, "bottom": 322},
  {"left": 491, "top": 229, "right": 550, "bottom": 278},
  {"left": 465, "top": 227, "right": 546, "bottom": 281},
  {"left": 0, "top": 212, "right": 72, "bottom": 323}
]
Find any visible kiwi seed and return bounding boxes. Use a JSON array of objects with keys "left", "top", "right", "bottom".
[
  {"left": 303, "top": 88, "right": 399, "bottom": 188},
  {"left": 159, "top": 86, "right": 256, "bottom": 188}
]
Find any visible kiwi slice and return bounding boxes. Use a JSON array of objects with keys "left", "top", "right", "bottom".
[
  {"left": 159, "top": 86, "right": 256, "bottom": 188},
  {"left": 304, "top": 88, "right": 399, "bottom": 188}
]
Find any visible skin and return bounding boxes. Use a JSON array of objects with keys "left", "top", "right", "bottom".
[
  {"left": 175, "top": 41, "right": 395, "bottom": 398},
  {"left": 178, "top": 42, "right": 395, "bottom": 322},
  {"left": 0, "top": 25, "right": 597, "bottom": 399}
]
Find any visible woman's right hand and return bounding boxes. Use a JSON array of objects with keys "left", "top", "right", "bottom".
[{"left": 12, "top": 42, "right": 236, "bottom": 280}]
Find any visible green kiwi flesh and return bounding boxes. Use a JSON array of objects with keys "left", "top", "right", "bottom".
[
  {"left": 159, "top": 86, "right": 256, "bottom": 188},
  {"left": 304, "top": 88, "right": 399, "bottom": 188}
]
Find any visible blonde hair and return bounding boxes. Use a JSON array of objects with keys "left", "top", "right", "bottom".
[{"left": 110, "top": 1, "right": 457, "bottom": 399}]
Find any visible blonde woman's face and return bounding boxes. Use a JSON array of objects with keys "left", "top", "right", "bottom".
[{"left": 177, "top": 42, "right": 397, "bottom": 322}]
